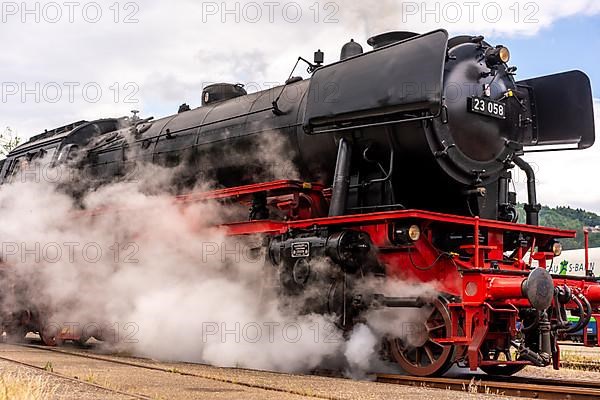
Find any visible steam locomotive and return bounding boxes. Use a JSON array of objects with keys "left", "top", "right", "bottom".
[{"left": 1, "top": 29, "right": 598, "bottom": 377}]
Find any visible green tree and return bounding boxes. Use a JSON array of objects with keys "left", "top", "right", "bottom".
[
  {"left": 0, "top": 127, "right": 21, "bottom": 156},
  {"left": 518, "top": 204, "right": 600, "bottom": 250}
]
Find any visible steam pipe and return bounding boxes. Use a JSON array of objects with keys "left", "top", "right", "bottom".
[
  {"left": 564, "top": 295, "right": 586, "bottom": 333},
  {"left": 329, "top": 137, "right": 353, "bottom": 217},
  {"left": 565, "top": 294, "right": 592, "bottom": 334},
  {"left": 498, "top": 173, "right": 508, "bottom": 204},
  {"left": 553, "top": 285, "right": 572, "bottom": 331},
  {"left": 538, "top": 311, "right": 552, "bottom": 363},
  {"left": 584, "top": 285, "right": 600, "bottom": 303},
  {"left": 513, "top": 156, "right": 541, "bottom": 225},
  {"left": 487, "top": 276, "right": 526, "bottom": 300}
]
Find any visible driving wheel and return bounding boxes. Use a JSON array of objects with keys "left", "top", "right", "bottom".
[{"left": 389, "top": 297, "right": 456, "bottom": 376}]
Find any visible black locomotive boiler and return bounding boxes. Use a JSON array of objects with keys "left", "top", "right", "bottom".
[{"left": 2, "top": 30, "right": 595, "bottom": 224}]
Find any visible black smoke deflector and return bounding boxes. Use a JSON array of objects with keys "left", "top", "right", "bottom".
[
  {"left": 518, "top": 70, "right": 595, "bottom": 151},
  {"left": 303, "top": 29, "right": 449, "bottom": 133}
]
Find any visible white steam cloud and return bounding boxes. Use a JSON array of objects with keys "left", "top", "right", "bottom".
[{"left": 0, "top": 139, "right": 434, "bottom": 377}]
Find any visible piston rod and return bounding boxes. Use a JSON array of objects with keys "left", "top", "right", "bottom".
[{"left": 371, "top": 294, "right": 426, "bottom": 308}]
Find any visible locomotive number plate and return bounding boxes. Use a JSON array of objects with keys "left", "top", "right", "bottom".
[
  {"left": 291, "top": 242, "right": 310, "bottom": 258},
  {"left": 467, "top": 96, "right": 506, "bottom": 119}
]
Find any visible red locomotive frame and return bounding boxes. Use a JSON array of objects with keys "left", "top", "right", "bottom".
[{"left": 192, "top": 179, "right": 600, "bottom": 375}]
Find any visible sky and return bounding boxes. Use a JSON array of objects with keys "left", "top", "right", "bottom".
[{"left": 0, "top": 0, "right": 599, "bottom": 211}]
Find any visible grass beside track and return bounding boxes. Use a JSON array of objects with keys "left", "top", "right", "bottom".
[
  {"left": 0, "top": 371, "right": 58, "bottom": 400},
  {"left": 560, "top": 350, "right": 600, "bottom": 371}
]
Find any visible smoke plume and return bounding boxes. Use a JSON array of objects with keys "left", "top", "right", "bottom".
[{"left": 0, "top": 137, "right": 434, "bottom": 377}]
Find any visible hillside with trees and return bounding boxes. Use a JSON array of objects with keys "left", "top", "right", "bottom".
[{"left": 518, "top": 205, "right": 600, "bottom": 250}]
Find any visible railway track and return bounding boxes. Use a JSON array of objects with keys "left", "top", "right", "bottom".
[
  {"left": 376, "top": 373, "right": 600, "bottom": 400},
  {"left": 0, "top": 342, "right": 336, "bottom": 400},
  {"left": 5, "top": 342, "right": 600, "bottom": 400},
  {"left": 0, "top": 347, "right": 150, "bottom": 399}
]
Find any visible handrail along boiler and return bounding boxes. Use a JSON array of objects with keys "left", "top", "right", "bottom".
[{"left": 0, "top": 30, "right": 597, "bottom": 376}]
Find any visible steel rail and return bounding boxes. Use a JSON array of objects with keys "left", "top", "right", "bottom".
[
  {"left": 9, "top": 343, "right": 600, "bottom": 400},
  {"left": 376, "top": 373, "right": 600, "bottom": 400}
]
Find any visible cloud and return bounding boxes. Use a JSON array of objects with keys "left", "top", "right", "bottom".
[{"left": 2, "top": 1, "right": 598, "bottom": 137}]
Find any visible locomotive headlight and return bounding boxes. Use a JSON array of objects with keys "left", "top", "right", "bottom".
[
  {"left": 393, "top": 224, "right": 421, "bottom": 243},
  {"left": 408, "top": 225, "right": 421, "bottom": 241},
  {"left": 485, "top": 46, "right": 510, "bottom": 66},
  {"left": 552, "top": 242, "right": 563, "bottom": 257},
  {"left": 498, "top": 47, "right": 510, "bottom": 63}
]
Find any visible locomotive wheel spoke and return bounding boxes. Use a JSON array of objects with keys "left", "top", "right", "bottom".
[
  {"left": 412, "top": 348, "right": 420, "bottom": 366},
  {"left": 424, "top": 306, "right": 436, "bottom": 320},
  {"left": 423, "top": 344, "right": 435, "bottom": 363},
  {"left": 428, "top": 338, "right": 444, "bottom": 349},
  {"left": 426, "top": 322, "right": 445, "bottom": 333},
  {"left": 389, "top": 298, "right": 456, "bottom": 377}
]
